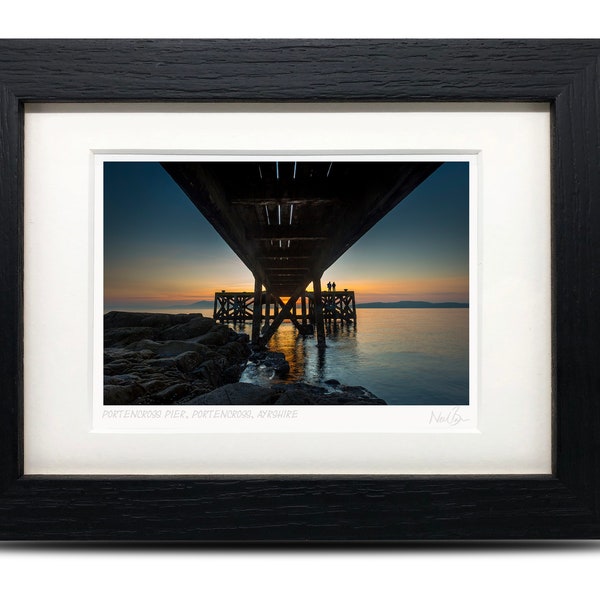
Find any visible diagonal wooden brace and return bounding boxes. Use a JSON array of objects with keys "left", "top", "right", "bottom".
[
  {"left": 259, "top": 280, "right": 311, "bottom": 345},
  {"left": 274, "top": 295, "right": 303, "bottom": 332}
]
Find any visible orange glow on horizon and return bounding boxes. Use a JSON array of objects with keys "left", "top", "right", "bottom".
[
  {"left": 105, "top": 278, "right": 256, "bottom": 305},
  {"left": 106, "top": 274, "right": 468, "bottom": 306},
  {"left": 308, "top": 276, "right": 469, "bottom": 304}
]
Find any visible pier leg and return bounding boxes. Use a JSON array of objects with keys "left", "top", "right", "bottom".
[
  {"left": 265, "top": 292, "right": 271, "bottom": 327},
  {"left": 313, "top": 277, "right": 326, "bottom": 348},
  {"left": 251, "top": 277, "right": 262, "bottom": 345},
  {"left": 301, "top": 293, "right": 307, "bottom": 326}
]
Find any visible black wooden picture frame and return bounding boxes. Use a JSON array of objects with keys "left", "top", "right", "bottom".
[{"left": 1, "top": 39, "right": 599, "bottom": 541}]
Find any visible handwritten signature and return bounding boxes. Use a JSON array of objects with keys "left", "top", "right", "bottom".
[{"left": 429, "top": 407, "right": 469, "bottom": 427}]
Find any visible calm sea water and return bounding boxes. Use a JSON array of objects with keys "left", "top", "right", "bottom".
[
  {"left": 105, "top": 307, "right": 469, "bottom": 405},
  {"left": 238, "top": 308, "right": 469, "bottom": 405}
]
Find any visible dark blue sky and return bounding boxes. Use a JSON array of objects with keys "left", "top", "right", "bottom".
[{"left": 104, "top": 161, "right": 469, "bottom": 307}]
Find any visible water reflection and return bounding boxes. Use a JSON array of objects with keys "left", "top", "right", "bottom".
[
  {"left": 316, "top": 346, "right": 326, "bottom": 381},
  {"left": 222, "top": 309, "right": 468, "bottom": 405},
  {"left": 234, "top": 319, "right": 358, "bottom": 386}
]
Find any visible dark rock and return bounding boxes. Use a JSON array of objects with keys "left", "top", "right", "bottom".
[
  {"left": 132, "top": 349, "right": 155, "bottom": 360},
  {"left": 104, "top": 311, "right": 207, "bottom": 329},
  {"left": 272, "top": 382, "right": 327, "bottom": 396},
  {"left": 104, "top": 383, "right": 145, "bottom": 405},
  {"left": 324, "top": 379, "right": 341, "bottom": 386},
  {"left": 104, "top": 311, "right": 157, "bottom": 329},
  {"left": 104, "top": 360, "right": 136, "bottom": 376},
  {"left": 126, "top": 339, "right": 209, "bottom": 359},
  {"left": 174, "top": 351, "right": 202, "bottom": 373},
  {"left": 248, "top": 350, "right": 266, "bottom": 363},
  {"left": 185, "top": 381, "right": 213, "bottom": 397},
  {"left": 272, "top": 363, "right": 290, "bottom": 377},
  {"left": 146, "top": 357, "right": 178, "bottom": 371},
  {"left": 141, "top": 379, "right": 172, "bottom": 394},
  {"left": 274, "top": 388, "right": 318, "bottom": 405},
  {"left": 169, "top": 313, "right": 205, "bottom": 324},
  {"left": 217, "top": 341, "right": 251, "bottom": 362},
  {"left": 104, "top": 374, "right": 142, "bottom": 385},
  {"left": 182, "top": 382, "right": 278, "bottom": 405},
  {"left": 104, "top": 312, "right": 251, "bottom": 405},
  {"left": 262, "top": 351, "right": 290, "bottom": 376},
  {"left": 270, "top": 382, "right": 387, "bottom": 405},
  {"left": 194, "top": 357, "right": 229, "bottom": 387},
  {"left": 339, "top": 385, "right": 383, "bottom": 400},
  {"left": 103, "top": 326, "right": 158, "bottom": 347},
  {"left": 223, "top": 363, "right": 243, "bottom": 384},
  {"left": 159, "top": 316, "right": 215, "bottom": 340},
  {"left": 123, "top": 339, "right": 162, "bottom": 353},
  {"left": 323, "top": 385, "right": 387, "bottom": 405},
  {"left": 196, "top": 327, "right": 230, "bottom": 346},
  {"left": 156, "top": 340, "right": 207, "bottom": 357},
  {"left": 104, "top": 311, "right": 169, "bottom": 329},
  {"left": 139, "top": 314, "right": 174, "bottom": 328},
  {"left": 104, "top": 348, "right": 155, "bottom": 363},
  {"left": 153, "top": 383, "right": 191, "bottom": 403}
]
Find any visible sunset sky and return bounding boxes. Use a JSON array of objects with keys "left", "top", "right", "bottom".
[{"left": 104, "top": 161, "right": 469, "bottom": 309}]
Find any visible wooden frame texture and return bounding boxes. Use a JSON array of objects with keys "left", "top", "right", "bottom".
[{"left": 1, "top": 40, "right": 599, "bottom": 541}]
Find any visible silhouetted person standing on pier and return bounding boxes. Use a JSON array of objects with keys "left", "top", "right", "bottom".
[
  {"left": 327, "top": 281, "right": 332, "bottom": 291},
  {"left": 332, "top": 282, "right": 336, "bottom": 291}
]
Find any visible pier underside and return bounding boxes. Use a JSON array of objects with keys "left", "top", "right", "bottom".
[{"left": 162, "top": 161, "right": 440, "bottom": 346}]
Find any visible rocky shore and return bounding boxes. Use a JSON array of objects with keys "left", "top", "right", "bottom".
[{"left": 104, "top": 311, "right": 386, "bottom": 406}]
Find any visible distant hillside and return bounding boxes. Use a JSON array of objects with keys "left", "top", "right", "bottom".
[
  {"left": 167, "top": 300, "right": 469, "bottom": 310},
  {"left": 166, "top": 300, "right": 214, "bottom": 309},
  {"left": 356, "top": 301, "right": 468, "bottom": 309},
  {"left": 189, "top": 300, "right": 214, "bottom": 308}
]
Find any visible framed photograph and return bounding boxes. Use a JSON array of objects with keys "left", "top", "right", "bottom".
[
  {"left": 100, "top": 157, "right": 471, "bottom": 411},
  {"left": 1, "top": 40, "right": 599, "bottom": 540}
]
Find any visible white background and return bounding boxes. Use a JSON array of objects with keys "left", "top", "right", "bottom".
[{"left": 1, "top": 3, "right": 598, "bottom": 600}]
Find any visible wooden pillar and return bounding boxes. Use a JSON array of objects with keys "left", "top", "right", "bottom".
[
  {"left": 251, "top": 277, "right": 262, "bottom": 344},
  {"left": 313, "top": 277, "right": 326, "bottom": 348},
  {"left": 265, "top": 292, "right": 271, "bottom": 326},
  {"left": 301, "top": 293, "right": 307, "bottom": 326}
]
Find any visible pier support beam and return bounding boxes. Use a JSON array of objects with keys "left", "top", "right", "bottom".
[
  {"left": 301, "top": 293, "right": 307, "bottom": 326},
  {"left": 264, "top": 292, "right": 271, "bottom": 327},
  {"left": 251, "top": 277, "right": 263, "bottom": 345},
  {"left": 313, "top": 277, "right": 326, "bottom": 348}
]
